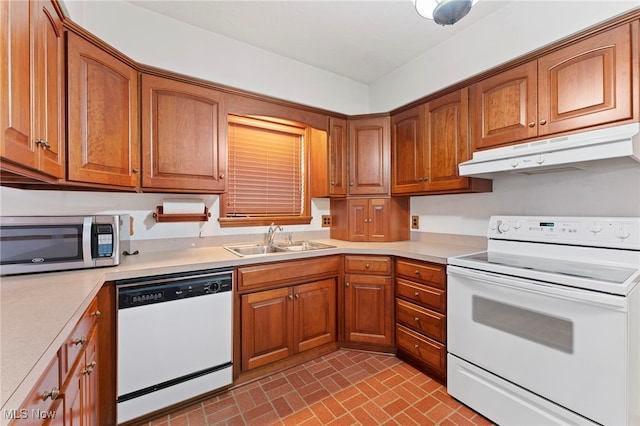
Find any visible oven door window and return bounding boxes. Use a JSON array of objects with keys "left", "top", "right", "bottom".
[
  {"left": 0, "top": 225, "right": 84, "bottom": 265},
  {"left": 473, "top": 296, "right": 573, "bottom": 353}
]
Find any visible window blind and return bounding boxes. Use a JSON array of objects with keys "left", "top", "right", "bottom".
[{"left": 226, "top": 116, "right": 305, "bottom": 217}]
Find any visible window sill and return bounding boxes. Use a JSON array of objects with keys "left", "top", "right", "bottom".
[{"left": 218, "top": 216, "right": 313, "bottom": 228}]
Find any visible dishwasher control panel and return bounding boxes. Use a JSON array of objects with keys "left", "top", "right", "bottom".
[{"left": 116, "top": 269, "right": 233, "bottom": 309}]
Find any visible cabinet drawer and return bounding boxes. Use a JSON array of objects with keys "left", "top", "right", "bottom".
[
  {"left": 395, "top": 259, "right": 445, "bottom": 289},
  {"left": 61, "top": 297, "right": 100, "bottom": 377},
  {"left": 396, "top": 299, "right": 446, "bottom": 343},
  {"left": 344, "top": 255, "right": 391, "bottom": 275},
  {"left": 238, "top": 255, "right": 341, "bottom": 292},
  {"left": 396, "top": 278, "right": 446, "bottom": 313},
  {"left": 396, "top": 324, "right": 446, "bottom": 374}
]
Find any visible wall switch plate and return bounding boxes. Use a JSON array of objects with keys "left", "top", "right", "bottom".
[
  {"left": 411, "top": 215, "right": 419, "bottom": 229},
  {"left": 322, "top": 215, "right": 332, "bottom": 227}
]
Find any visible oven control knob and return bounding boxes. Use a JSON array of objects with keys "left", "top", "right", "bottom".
[
  {"left": 205, "top": 281, "right": 221, "bottom": 293},
  {"left": 589, "top": 222, "right": 602, "bottom": 234},
  {"left": 498, "top": 222, "right": 510, "bottom": 234},
  {"left": 615, "top": 227, "right": 631, "bottom": 240}
]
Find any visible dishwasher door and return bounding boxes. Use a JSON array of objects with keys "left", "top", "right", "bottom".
[{"left": 117, "top": 270, "right": 233, "bottom": 423}]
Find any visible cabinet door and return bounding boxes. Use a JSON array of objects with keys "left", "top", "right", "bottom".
[
  {"left": 424, "top": 88, "right": 471, "bottom": 192},
  {"left": 34, "top": 0, "right": 65, "bottom": 178},
  {"left": 241, "top": 287, "right": 293, "bottom": 371},
  {"left": 344, "top": 274, "right": 393, "bottom": 346},
  {"left": 67, "top": 32, "right": 140, "bottom": 188},
  {"left": 1, "top": 0, "right": 64, "bottom": 178},
  {"left": 329, "top": 117, "right": 348, "bottom": 196},
  {"left": 141, "top": 74, "right": 226, "bottom": 192},
  {"left": 294, "top": 278, "right": 337, "bottom": 353},
  {"left": 470, "top": 61, "right": 538, "bottom": 150},
  {"left": 391, "top": 106, "right": 425, "bottom": 194},
  {"left": 347, "top": 198, "right": 369, "bottom": 242},
  {"left": 348, "top": 116, "right": 390, "bottom": 195},
  {"left": 368, "top": 198, "right": 389, "bottom": 242},
  {"left": 538, "top": 23, "right": 634, "bottom": 136},
  {"left": 10, "top": 355, "right": 61, "bottom": 426}
]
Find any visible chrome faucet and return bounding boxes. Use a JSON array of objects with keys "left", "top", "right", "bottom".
[{"left": 267, "top": 223, "right": 283, "bottom": 246}]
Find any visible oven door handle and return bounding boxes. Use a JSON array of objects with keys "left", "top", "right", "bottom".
[{"left": 448, "top": 266, "right": 627, "bottom": 311}]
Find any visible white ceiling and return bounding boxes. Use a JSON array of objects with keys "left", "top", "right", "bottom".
[{"left": 126, "top": 0, "right": 512, "bottom": 84}]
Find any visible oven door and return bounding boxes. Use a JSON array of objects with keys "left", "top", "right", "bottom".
[{"left": 447, "top": 265, "right": 628, "bottom": 426}]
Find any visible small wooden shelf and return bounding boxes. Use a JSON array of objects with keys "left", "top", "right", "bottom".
[{"left": 153, "top": 206, "right": 211, "bottom": 223}]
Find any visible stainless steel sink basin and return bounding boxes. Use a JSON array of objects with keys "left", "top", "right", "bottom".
[{"left": 223, "top": 241, "right": 335, "bottom": 257}]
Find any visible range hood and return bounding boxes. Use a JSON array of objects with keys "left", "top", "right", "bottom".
[{"left": 459, "top": 123, "right": 640, "bottom": 178}]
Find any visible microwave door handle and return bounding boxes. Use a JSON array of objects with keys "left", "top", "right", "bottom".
[
  {"left": 82, "top": 217, "right": 94, "bottom": 267},
  {"left": 448, "top": 266, "right": 627, "bottom": 311}
]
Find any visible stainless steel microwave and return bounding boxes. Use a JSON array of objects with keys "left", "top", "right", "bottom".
[{"left": 0, "top": 215, "right": 130, "bottom": 276}]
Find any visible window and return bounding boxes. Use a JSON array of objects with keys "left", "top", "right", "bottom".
[{"left": 219, "top": 115, "right": 312, "bottom": 227}]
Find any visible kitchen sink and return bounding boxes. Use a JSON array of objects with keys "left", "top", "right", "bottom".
[{"left": 223, "top": 241, "right": 336, "bottom": 257}]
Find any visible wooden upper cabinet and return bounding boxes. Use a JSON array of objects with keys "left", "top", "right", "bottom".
[
  {"left": 392, "top": 89, "right": 491, "bottom": 195},
  {"left": 469, "top": 61, "right": 538, "bottom": 150},
  {"left": 348, "top": 116, "right": 390, "bottom": 195},
  {"left": 537, "top": 23, "right": 635, "bottom": 136},
  {"left": 329, "top": 117, "right": 348, "bottom": 196},
  {"left": 1, "top": 0, "right": 65, "bottom": 179},
  {"left": 391, "top": 106, "right": 424, "bottom": 194},
  {"left": 141, "top": 74, "right": 226, "bottom": 192},
  {"left": 471, "top": 22, "right": 636, "bottom": 151},
  {"left": 67, "top": 32, "right": 140, "bottom": 188}
]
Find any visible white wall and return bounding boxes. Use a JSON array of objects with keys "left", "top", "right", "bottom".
[
  {"left": 411, "top": 160, "right": 640, "bottom": 236},
  {"left": 61, "top": 0, "right": 370, "bottom": 115},
  {"left": 369, "top": 1, "right": 640, "bottom": 112},
  {"left": 0, "top": 187, "right": 331, "bottom": 241}
]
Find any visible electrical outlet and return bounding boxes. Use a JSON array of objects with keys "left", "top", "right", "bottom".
[
  {"left": 411, "top": 215, "right": 419, "bottom": 230},
  {"left": 322, "top": 215, "right": 332, "bottom": 227}
]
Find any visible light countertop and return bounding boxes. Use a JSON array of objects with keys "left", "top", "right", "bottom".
[{"left": 0, "top": 237, "right": 485, "bottom": 418}]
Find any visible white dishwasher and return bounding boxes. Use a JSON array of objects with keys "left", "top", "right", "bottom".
[{"left": 116, "top": 268, "right": 233, "bottom": 424}]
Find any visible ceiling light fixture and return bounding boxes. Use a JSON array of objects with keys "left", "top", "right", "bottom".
[{"left": 413, "top": 0, "right": 480, "bottom": 26}]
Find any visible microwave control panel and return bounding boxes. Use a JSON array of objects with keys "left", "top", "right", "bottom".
[{"left": 93, "top": 224, "right": 114, "bottom": 257}]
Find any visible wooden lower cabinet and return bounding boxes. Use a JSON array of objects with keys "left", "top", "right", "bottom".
[
  {"left": 343, "top": 255, "right": 394, "bottom": 351},
  {"left": 11, "top": 286, "right": 114, "bottom": 425},
  {"left": 237, "top": 257, "right": 340, "bottom": 378},
  {"left": 394, "top": 257, "right": 448, "bottom": 383}
]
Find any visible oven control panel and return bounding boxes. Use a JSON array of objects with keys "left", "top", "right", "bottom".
[{"left": 488, "top": 216, "right": 640, "bottom": 249}]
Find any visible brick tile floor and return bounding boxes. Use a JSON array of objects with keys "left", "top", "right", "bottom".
[{"left": 140, "top": 350, "right": 493, "bottom": 426}]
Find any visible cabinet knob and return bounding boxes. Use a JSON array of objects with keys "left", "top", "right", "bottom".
[
  {"left": 528, "top": 121, "right": 535, "bottom": 128},
  {"left": 288, "top": 294, "right": 294, "bottom": 300},
  {"left": 346, "top": 282, "right": 350, "bottom": 287},
  {"left": 423, "top": 177, "right": 429, "bottom": 181},
  {"left": 72, "top": 337, "right": 87, "bottom": 346},
  {"left": 350, "top": 182, "right": 354, "bottom": 186},
  {"left": 365, "top": 263, "right": 370, "bottom": 269},
  {"left": 295, "top": 293, "right": 299, "bottom": 299},
  {"left": 42, "top": 387, "right": 60, "bottom": 401},
  {"left": 91, "top": 310, "right": 101, "bottom": 318},
  {"left": 330, "top": 181, "right": 336, "bottom": 185},
  {"left": 414, "top": 344, "right": 420, "bottom": 350},
  {"left": 539, "top": 119, "right": 547, "bottom": 125},
  {"left": 132, "top": 168, "right": 140, "bottom": 173},
  {"left": 414, "top": 317, "right": 420, "bottom": 322},
  {"left": 414, "top": 292, "right": 420, "bottom": 297},
  {"left": 414, "top": 270, "right": 420, "bottom": 275},
  {"left": 219, "top": 173, "right": 225, "bottom": 179},
  {"left": 82, "top": 361, "right": 97, "bottom": 376}
]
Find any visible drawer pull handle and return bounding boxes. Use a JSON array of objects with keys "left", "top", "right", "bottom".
[
  {"left": 414, "top": 270, "right": 420, "bottom": 275},
  {"left": 83, "top": 361, "right": 97, "bottom": 376},
  {"left": 414, "top": 317, "right": 420, "bottom": 322},
  {"left": 414, "top": 292, "right": 420, "bottom": 297},
  {"left": 72, "top": 337, "right": 87, "bottom": 346},
  {"left": 91, "top": 310, "right": 101, "bottom": 318},
  {"left": 42, "top": 387, "right": 60, "bottom": 401},
  {"left": 414, "top": 344, "right": 420, "bottom": 350}
]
